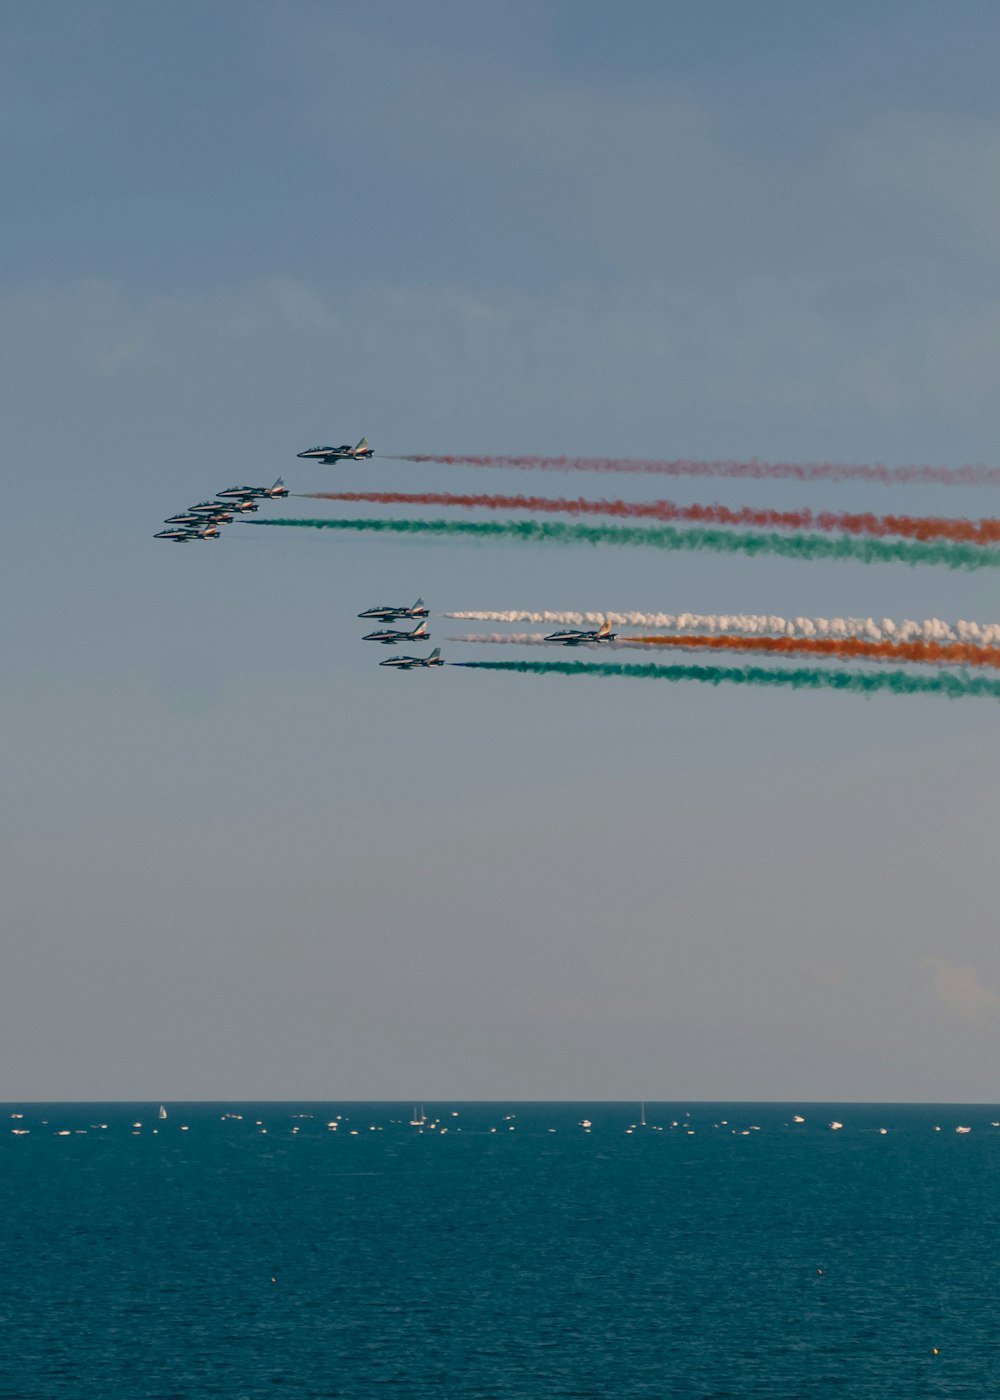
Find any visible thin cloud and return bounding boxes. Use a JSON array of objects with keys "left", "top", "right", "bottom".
[{"left": 921, "top": 957, "right": 1000, "bottom": 1025}]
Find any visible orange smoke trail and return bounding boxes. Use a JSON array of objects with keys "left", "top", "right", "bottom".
[
  {"left": 621, "top": 634, "right": 1000, "bottom": 667},
  {"left": 300, "top": 490, "right": 1000, "bottom": 545}
]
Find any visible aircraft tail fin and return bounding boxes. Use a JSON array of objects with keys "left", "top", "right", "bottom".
[
  {"left": 598, "top": 620, "right": 611, "bottom": 637},
  {"left": 355, "top": 436, "right": 370, "bottom": 453},
  {"left": 413, "top": 620, "right": 428, "bottom": 636},
  {"left": 428, "top": 648, "right": 441, "bottom": 661}
]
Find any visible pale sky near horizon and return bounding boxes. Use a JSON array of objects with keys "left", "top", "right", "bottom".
[{"left": 4, "top": 0, "right": 1000, "bottom": 1101}]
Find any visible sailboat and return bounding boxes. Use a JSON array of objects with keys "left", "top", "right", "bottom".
[{"left": 158, "top": 1105, "right": 168, "bottom": 1120}]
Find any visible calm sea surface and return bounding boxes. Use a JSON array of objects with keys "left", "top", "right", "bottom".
[{"left": 1, "top": 1102, "right": 998, "bottom": 1398}]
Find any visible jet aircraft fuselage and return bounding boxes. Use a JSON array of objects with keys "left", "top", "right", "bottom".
[
  {"left": 544, "top": 622, "right": 616, "bottom": 645},
  {"left": 297, "top": 437, "right": 372, "bottom": 464},
  {"left": 379, "top": 648, "right": 444, "bottom": 670},
  {"left": 154, "top": 525, "right": 220, "bottom": 541},
  {"left": 362, "top": 621, "right": 430, "bottom": 645},
  {"left": 217, "top": 478, "right": 287, "bottom": 500},
  {"left": 357, "top": 598, "right": 429, "bottom": 622},
  {"left": 188, "top": 500, "right": 234, "bottom": 514}
]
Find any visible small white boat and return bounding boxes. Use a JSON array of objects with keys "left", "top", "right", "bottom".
[{"left": 158, "top": 1105, "right": 167, "bottom": 1120}]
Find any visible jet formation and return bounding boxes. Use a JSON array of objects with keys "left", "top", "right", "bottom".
[
  {"left": 154, "top": 479, "right": 287, "bottom": 541},
  {"left": 156, "top": 431, "right": 373, "bottom": 540},
  {"left": 156, "top": 433, "right": 445, "bottom": 670},
  {"left": 357, "top": 597, "right": 443, "bottom": 669}
]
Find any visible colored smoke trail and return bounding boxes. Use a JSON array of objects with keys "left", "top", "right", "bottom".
[
  {"left": 444, "top": 611, "right": 1000, "bottom": 644},
  {"left": 251, "top": 517, "right": 1000, "bottom": 569},
  {"left": 383, "top": 453, "right": 1000, "bottom": 487},
  {"left": 617, "top": 634, "right": 1000, "bottom": 668},
  {"left": 303, "top": 489, "right": 1000, "bottom": 545},
  {"left": 448, "top": 631, "right": 1000, "bottom": 667},
  {"left": 452, "top": 659, "right": 1000, "bottom": 702}
]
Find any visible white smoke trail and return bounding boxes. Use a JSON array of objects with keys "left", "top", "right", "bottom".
[
  {"left": 444, "top": 610, "right": 1000, "bottom": 643},
  {"left": 448, "top": 633, "right": 551, "bottom": 644},
  {"left": 446, "top": 610, "right": 594, "bottom": 624}
]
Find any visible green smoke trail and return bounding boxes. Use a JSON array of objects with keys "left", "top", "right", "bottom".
[
  {"left": 250, "top": 517, "right": 1000, "bottom": 569},
  {"left": 451, "top": 658, "right": 1000, "bottom": 701}
]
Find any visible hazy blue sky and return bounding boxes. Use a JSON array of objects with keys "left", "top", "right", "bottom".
[{"left": 4, "top": 1, "right": 1000, "bottom": 1100}]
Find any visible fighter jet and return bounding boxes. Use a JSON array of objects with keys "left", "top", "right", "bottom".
[
  {"left": 154, "top": 524, "right": 220, "bottom": 541},
  {"left": 544, "top": 620, "right": 616, "bottom": 645},
  {"left": 357, "top": 598, "right": 429, "bottom": 623},
  {"left": 296, "top": 437, "right": 373, "bottom": 464},
  {"left": 163, "top": 513, "right": 205, "bottom": 526},
  {"left": 179, "top": 509, "right": 233, "bottom": 524},
  {"left": 216, "top": 478, "right": 287, "bottom": 500},
  {"left": 187, "top": 500, "right": 236, "bottom": 517},
  {"left": 362, "top": 620, "right": 431, "bottom": 645},
  {"left": 379, "top": 648, "right": 444, "bottom": 670}
]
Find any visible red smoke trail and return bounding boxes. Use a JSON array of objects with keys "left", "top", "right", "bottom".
[
  {"left": 380, "top": 454, "right": 1000, "bottom": 487},
  {"left": 621, "top": 634, "right": 1000, "bottom": 668},
  {"left": 301, "top": 490, "right": 1000, "bottom": 545}
]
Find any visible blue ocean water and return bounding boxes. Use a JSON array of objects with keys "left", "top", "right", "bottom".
[{"left": 1, "top": 1102, "right": 998, "bottom": 1398}]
